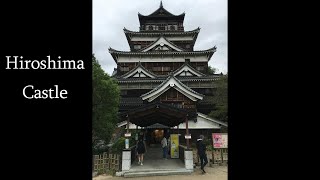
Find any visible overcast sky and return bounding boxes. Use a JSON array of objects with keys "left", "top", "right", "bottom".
[{"left": 93, "top": 0, "right": 227, "bottom": 75}]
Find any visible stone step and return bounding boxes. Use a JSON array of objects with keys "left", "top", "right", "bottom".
[{"left": 123, "top": 169, "right": 193, "bottom": 178}]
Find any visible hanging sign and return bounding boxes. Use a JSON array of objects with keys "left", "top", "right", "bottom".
[
  {"left": 125, "top": 138, "right": 129, "bottom": 149},
  {"left": 185, "top": 134, "right": 191, "bottom": 139},
  {"left": 212, "top": 133, "right": 228, "bottom": 148},
  {"left": 170, "top": 134, "right": 179, "bottom": 158}
]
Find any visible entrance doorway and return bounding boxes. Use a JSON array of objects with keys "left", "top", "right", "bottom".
[
  {"left": 145, "top": 128, "right": 170, "bottom": 146},
  {"left": 150, "top": 129, "right": 164, "bottom": 144}
]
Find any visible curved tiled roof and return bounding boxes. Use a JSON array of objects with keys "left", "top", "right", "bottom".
[
  {"left": 197, "top": 112, "right": 228, "bottom": 127},
  {"left": 123, "top": 27, "right": 200, "bottom": 35},
  {"left": 138, "top": 1, "right": 185, "bottom": 18},
  {"left": 109, "top": 46, "right": 216, "bottom": 55}
]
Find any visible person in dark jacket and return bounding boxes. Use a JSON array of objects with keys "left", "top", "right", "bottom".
[
  {"left": 136, "top": 136, "right": 146, "bottom": 165},
  {"left": 196, "top": 135, "right": 208, "bottom": 173}
]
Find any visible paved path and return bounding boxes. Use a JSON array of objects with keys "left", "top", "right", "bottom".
[
  {"left": 93, "top": 165, "right": 228, "bottom": 180},
  {"left": 130, "top": 144, "right": 185, "bottom": 171},
  {"left": 93, "top": 144, "right": 227, "bottom": 180}
]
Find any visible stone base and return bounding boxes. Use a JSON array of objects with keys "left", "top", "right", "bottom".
[
  {"left": 115, "top": 171, "right": 125, "bottom": 177},
  {"left": 184, "top": 150, "right": 193, "bottom": 170},
  {"left": 122, "top": 150, "right": 131, "bottom": 171}
]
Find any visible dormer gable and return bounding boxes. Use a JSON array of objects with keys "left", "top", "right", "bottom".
[
  {"left": 140, "top": 36, "right": 185, "bottom": 52},
  {"left": 120, "top": 62, "right": 157, "bottom": 79},
  {"left": 173, "top": 62, "right": 206, "bottom": 77}
]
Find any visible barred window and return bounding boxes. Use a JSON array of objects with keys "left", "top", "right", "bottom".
[
  {"left": 121, "top": 66, "right": 129, "bottom": 71},
  {"left": 162, "top": 67, "right": 171, "bottom": 71},
  {"left": 152, "top": 67, "right": 161, "bottom": 71},
  {"left": 197, "top": 66, "right": 205, "bottom": 71},
  {"left": 134, "top": 45, "right": 141, "bottom": 50}
]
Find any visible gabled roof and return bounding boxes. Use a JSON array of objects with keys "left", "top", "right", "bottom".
[
  {"left": 120, "top": 61, "right": 157, "bottom": 79},
  {"left": 140, "top": 36, "right": 186, "bottom": 52},
  {"left": 116, "top": 75, "right": 222, "bottom": 83},
  {"left": 141, "top": 75, "right": 204, "bottom": 102},
  {"left": 109, "top": 46, "right": 216, "bottom": 55},
  {"left": 118, "top": 102, "right": 189, "bottom": 127},
  {"left": 123, "top": 27, "right": 201, "bottom": 51},
  {"left": 123, "top": 27, "right": 200, "bottom": 35},
  {"left": 138, "top": 1, "right": 185, "bottom": 24},
  {"left": 173, "top": 62, "right": 206, "bottom": 77},
  {"left": 108, "top": 46, "right": 217, "bottom": 63}
]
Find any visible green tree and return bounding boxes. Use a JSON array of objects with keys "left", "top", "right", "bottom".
[
  {"left": 207, "top": 65, "right": 217, "bottom": 74},
  {"left": 209, "top": 74, "right": 228, "bottom": 122},
  {"left": 92, "top": 54, "right": 120, "bottom": 148}
]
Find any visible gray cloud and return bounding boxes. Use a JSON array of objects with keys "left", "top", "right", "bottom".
[{"left": 93, "top": 0, "right": 227, "bottom": 75}]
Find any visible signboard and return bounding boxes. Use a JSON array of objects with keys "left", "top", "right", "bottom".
[
  {"left": 124, "top": 133, "right": 131, "bottom": 137},
  {"left": 125, "top": 138, "right": 129, "bottom": 149},
  {"left": 212, "top": 133, "right": 228, "bottom": 148},
  {"left": 170, "top": 134, "right": 179, "bottom": 158}
]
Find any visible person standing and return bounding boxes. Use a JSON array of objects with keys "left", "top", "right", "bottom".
[
  {"left": 136, "top": 136, "right": 146, "bottom": 165},
  {"left": 161, "top": 136, "right": 168, "bottom": 159},
  {"left": 196, "top": 135, "right": 208, "bottom": 174}
]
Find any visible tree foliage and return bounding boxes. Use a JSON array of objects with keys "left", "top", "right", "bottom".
[
  {"left": 92, "top": 54, "right": 120, "bottom": 147},
  {"left": 207, "top": 65, "right": 217, "bottom": 74},
  {"left": 209, "top": 74, "right": 228, "bottom": 122}
]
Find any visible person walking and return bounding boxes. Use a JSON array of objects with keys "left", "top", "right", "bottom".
[
  {"left": 136, "top": 136, "right": 146, "bottom": 165},
  {"left": 196, "top": 135, "right": 208, "bottom": 174},
  {"left": 161, "top": 135, "right": 168, "bottom": 159}
]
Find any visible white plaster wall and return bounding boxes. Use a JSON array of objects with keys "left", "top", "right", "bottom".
[{"left": 173, "top": 116, "right": 221, "bottom": 129}]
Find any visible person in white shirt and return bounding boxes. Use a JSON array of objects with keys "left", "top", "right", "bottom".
[{"left": 161, "top": 136, "right": 168, "bottom": 159}]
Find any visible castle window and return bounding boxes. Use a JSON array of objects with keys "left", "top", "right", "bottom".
[
  {"left": 148, "top": 25, "right": 153, "bottom": 30},
  {"left": 170, "top": 25, "right": 176, "bottom": 31},
  {"left": 196, "top": 66, "right": 205, "bottom": 71},
  {"left": 152, "top": 67, "right": 161, "bottom": 71},
  {"left": 134, "top": 45, "right": 141, "bottom": 50},
  {"left": 162, "top": 67, "right": 171, "bottom": 71},
  {"left": 121, "top": 65, "right": 129, "bottom": 72},
  {"left": 158, "top": 24, "right": 166, "bottom": 30}
]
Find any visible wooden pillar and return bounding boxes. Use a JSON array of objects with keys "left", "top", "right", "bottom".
[
  {"left": 126, "top": 115, "right": 130, "bottom": 133},
  {"left": 185, "top": 115, "right": 189, "bottom": 149},
  {"left": 177, "top": 123, "right": 179, "bottom": 134}
]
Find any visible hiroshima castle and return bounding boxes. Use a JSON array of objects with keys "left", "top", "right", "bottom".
[{"left": 108, "top": 1, "right": 227, "bottom": 148}]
